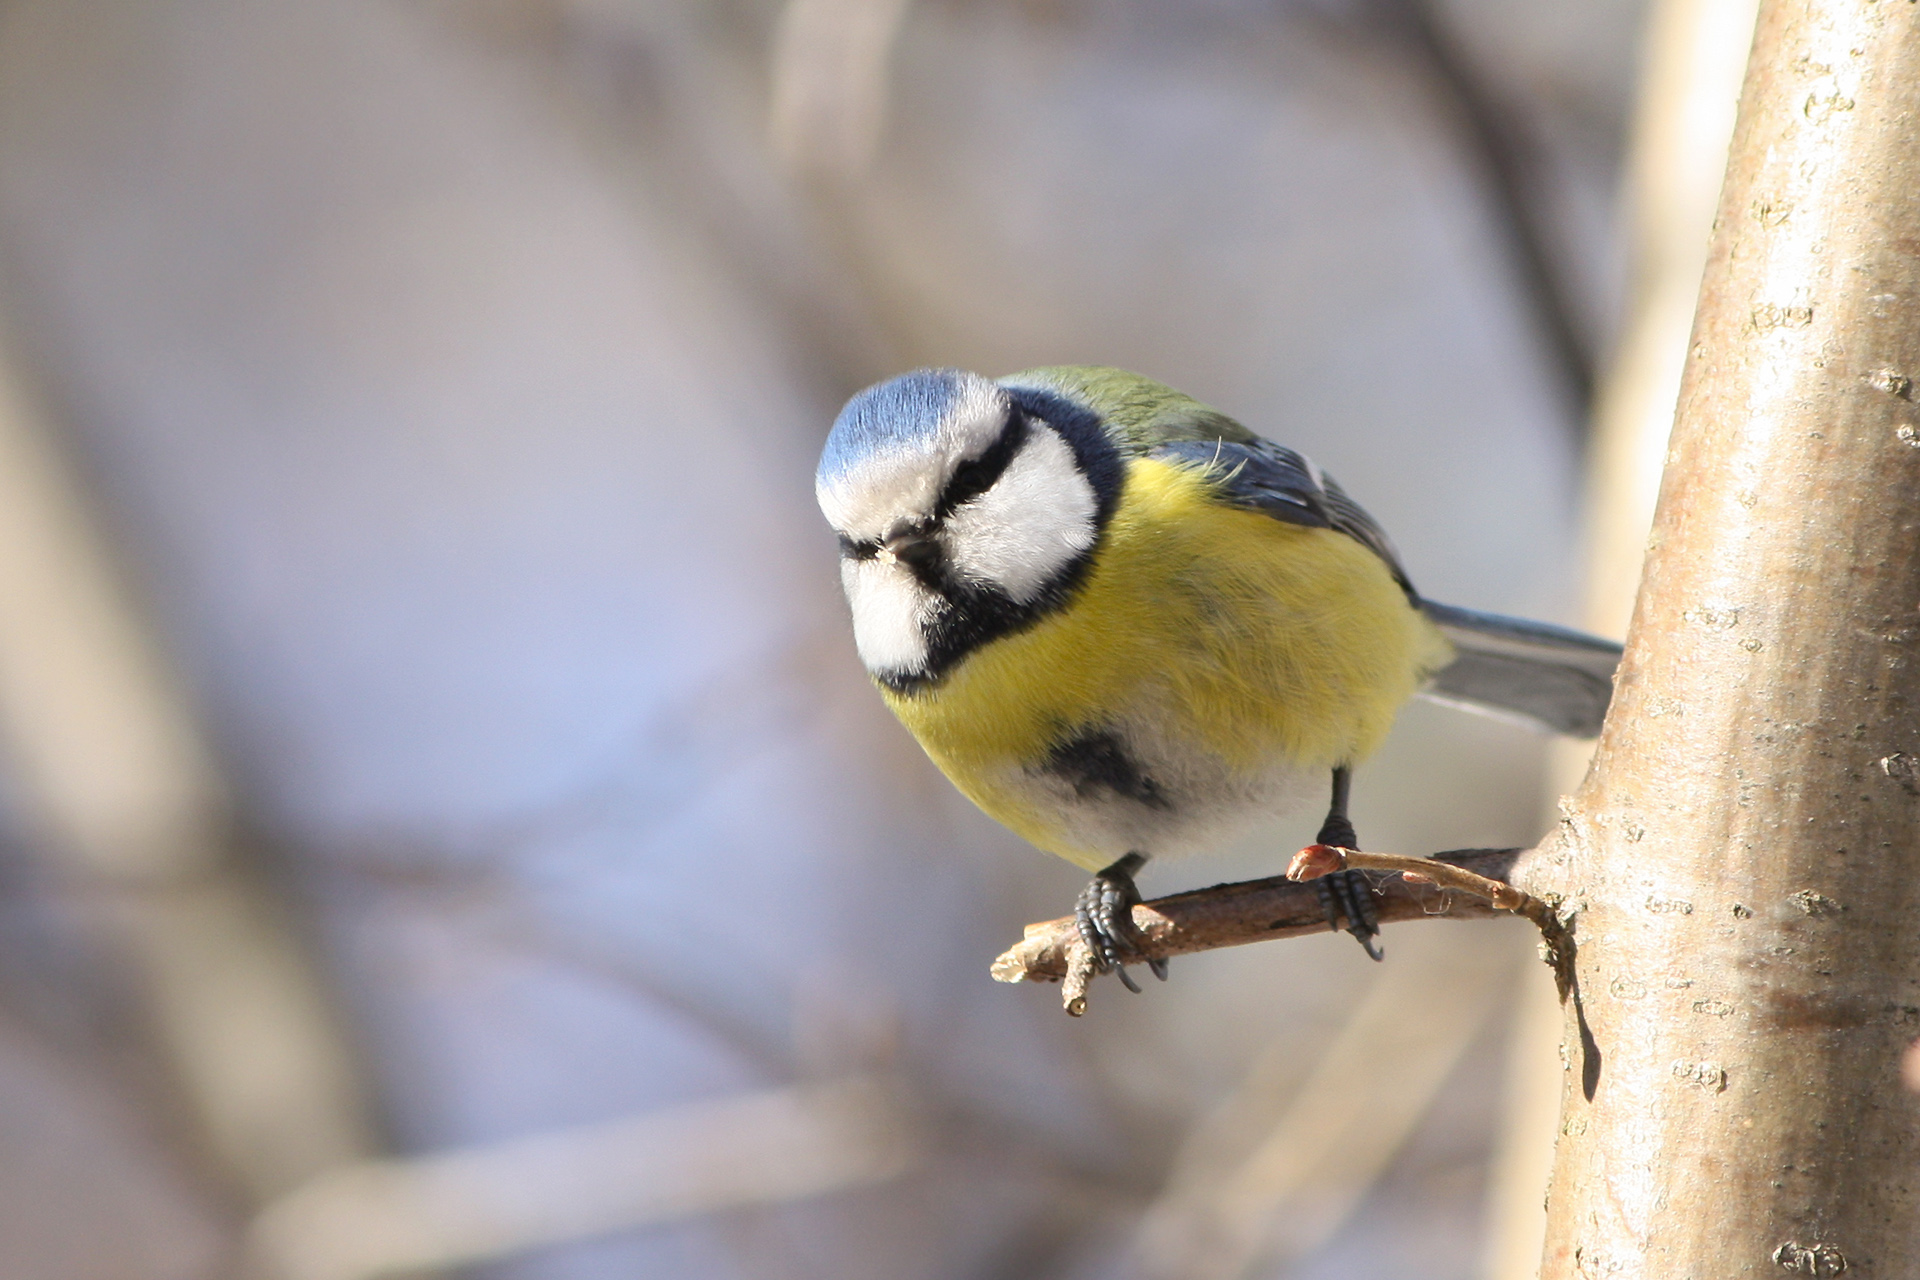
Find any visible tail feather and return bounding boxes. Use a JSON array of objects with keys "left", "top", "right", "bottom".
[{"left": 1418, "top": 601, "right": 1622, "bottom": 738}]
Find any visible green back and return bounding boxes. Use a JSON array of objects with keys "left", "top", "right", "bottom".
[{"left": 999, "top": 366, "right": 1258, "bottom": 453}]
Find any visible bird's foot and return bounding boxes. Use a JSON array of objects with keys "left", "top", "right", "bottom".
[
  {"left": 1074, "top": 854, "right": 1168, "bottom": 993},
  {"left": 1292, "top": 807, "right": 1382, "bottom": 960},
  {"left": 1314, "top": 866, "right": 1383, "bottom": 960},
  {"left": 1288, "top": 773, "right": 1383, "bottom": 959}
]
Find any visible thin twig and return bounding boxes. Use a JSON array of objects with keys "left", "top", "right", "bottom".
[
  {"left": 1295, "top": 846, "right": 1574, "bottom": 1003},
  {"left": 991, "top": 848, "right": 1564, "bottom": 1015}
]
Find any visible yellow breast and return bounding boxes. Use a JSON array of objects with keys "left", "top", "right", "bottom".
[{"left": 883, "top": 457, "right": 1452, "bottom": 867}]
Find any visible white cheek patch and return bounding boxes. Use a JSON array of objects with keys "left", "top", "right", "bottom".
[
  {"left": 841, "top": 556, "right": 936, "bottom": 675},
  {"left": 942, "top": 426, "right": 1097, "bottom": 603}
]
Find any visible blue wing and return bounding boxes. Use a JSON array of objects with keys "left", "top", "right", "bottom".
[{"left": 1151, "top": 438, "right": 1415, "bottom": 598}]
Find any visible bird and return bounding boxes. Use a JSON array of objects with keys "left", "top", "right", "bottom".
[{"left": 815, "top": 366, "right": 1620, "bottom": 988}]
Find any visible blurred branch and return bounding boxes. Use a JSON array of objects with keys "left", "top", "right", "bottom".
[
  {"left": 1579, "top": 0, "right": 1762, "bottom": 641},
  {"left": 1375, "top": 0, "right": 1597, "bottom": 415},
  {"left": 769, "top": 0, "right": 913, "bottom": 175},
  {"left": 243, "top": 1075, "right": 921, "bottom": 1280},
  {"left": 991, "top": 848, "right": 1542, "bottom": 1015},
  {"left": 0, "top": 338, "right": 379, "bottom": 1202},
  {"left": 1129, "top": 925, "right": 1519, "bottom": 1280}
]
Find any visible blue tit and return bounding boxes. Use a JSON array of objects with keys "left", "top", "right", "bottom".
[{"left": 816, "top": 366, "right": 1619, "bottom": 983}]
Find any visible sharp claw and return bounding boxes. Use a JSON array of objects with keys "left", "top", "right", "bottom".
[
  {"left": 1114, "top": 965, "right": 1143, "bottom": 994},
  {"left": 1317, "top": 867, "right": 1383, "bottom": 959},
  {"left": 1148, "top": 957, "right": 1170, "bottom": 982}
]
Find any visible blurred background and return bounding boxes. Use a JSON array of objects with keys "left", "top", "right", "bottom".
[{"left": 0, "top": 1, "right": 1754, "bottom": 1278}]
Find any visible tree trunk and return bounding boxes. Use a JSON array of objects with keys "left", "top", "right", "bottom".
[{"left": 1527, "top": 2, "right": 1920, "bottom": 1275}]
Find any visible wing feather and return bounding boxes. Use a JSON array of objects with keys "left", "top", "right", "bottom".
[{"left": 1150, "top": 438, "right": 1415, "bottom": 598}]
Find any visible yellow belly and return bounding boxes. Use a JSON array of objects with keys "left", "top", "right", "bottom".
[{"left": 883, "top": 457, "right": 1453, "bottom": 869}]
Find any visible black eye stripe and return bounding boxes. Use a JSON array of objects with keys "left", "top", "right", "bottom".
[
  {"left": 935, "top": 413, "right": 1029, "bottom": 519},
  {"left": 834, "top": 410, "right": 1032, "bottom": 562}
]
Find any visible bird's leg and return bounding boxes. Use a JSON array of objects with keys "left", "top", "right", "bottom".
[
  {"left": 1303, "top": 766, "right": 1383, "bottom": 960},
  {"left": 1073, "top": 853, "right": 1168, "bottom": 993}
]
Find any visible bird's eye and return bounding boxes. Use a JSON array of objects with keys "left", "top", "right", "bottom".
[
  {"left": 936, "top": 414, "right": 1029, "bottom": 516},
  {"left": 942, "top": 455, "right": 999, "bottom": 511}
]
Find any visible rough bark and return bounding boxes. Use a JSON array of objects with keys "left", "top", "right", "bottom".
[{"left": 1524, "top": 3, "right": 1920, "bottom": 1274}]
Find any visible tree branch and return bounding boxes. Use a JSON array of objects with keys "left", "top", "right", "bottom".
[
  {"left": 991, "top": 848, "right": 1563, "bottom": 1016},
  {"left": 1533, "top": 4, "right": 1920, "bottom": 1268}
]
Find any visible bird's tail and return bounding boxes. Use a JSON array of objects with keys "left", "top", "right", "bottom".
[{"left": 1417, "top": 601, "right": 1622, "bottom": 738}]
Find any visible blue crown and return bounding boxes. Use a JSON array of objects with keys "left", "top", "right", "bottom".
[{"left": 817, "top": 369, "right": 983, "bottom": 487}]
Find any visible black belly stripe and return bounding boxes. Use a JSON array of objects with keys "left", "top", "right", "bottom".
[{"left": 1043, "top": 729, "right": 1171, "bottom": 810}]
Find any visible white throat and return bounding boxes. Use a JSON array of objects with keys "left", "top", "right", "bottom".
[{"left": 841, "top": 556, "right": 939, "bottom": 675}]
